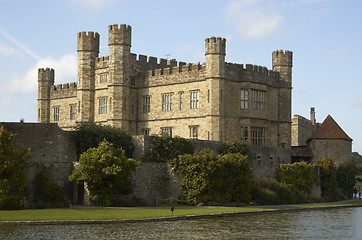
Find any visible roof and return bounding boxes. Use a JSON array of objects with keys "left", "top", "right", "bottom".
[{"left": 309, "top": 115, "right": 352, "bottom": 141}]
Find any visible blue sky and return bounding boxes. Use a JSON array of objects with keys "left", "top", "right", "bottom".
[{"left": 0, "top": 0, "right": 361, "bottom": 153}]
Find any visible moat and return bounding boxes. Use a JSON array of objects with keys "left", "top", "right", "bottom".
[{"left": 1, "top": 207, "right": 361, "bottom": 239}]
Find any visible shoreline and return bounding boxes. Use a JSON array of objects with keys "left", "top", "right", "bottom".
[{"left": 2, "top": 201, "right": 362, "bottom": 226}]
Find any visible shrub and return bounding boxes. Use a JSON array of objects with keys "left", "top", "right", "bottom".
[
  {"left": 32, "top": 164, "right": 69, "bottom": 208},
  {"left": 336, "top": 161, "right": 356, "bottom": 198},
  {"left": 277, "top": 161, "right": 316, "bottom": 194},
  {"left": 170, "top": 149, "right": 252, "bottom": 204},
  {"left": 314, "top": 157, "right": 337, "bottom": 201}
]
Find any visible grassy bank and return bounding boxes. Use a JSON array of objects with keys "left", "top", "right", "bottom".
[{"left": 1, "top": 200, "right": 362, "bottom": 222}]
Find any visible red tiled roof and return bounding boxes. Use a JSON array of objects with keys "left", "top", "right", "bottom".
[{"left": 309, "top": 115, "right": 352, "bottom": 141}]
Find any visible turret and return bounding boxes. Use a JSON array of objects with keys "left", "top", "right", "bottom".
[
  {"left": 272, "top": 50, "right": 293, "bottom": 86},
  {"left": 205, "top": 37, "right": 226, "bottom": 78},
  {"left": 77, "top": 31, "right": 100, "bottom": 123},
  {"left": 273, "top": 50, "right": 293, "bottom": 148},
  {"left": 107, "top": 24, "right": 132, "bottom": 130},
  {"left": 38, "top": 68, "right": 54, "bottom": 123},
  {"left": 205, "top": 37, "right": 226, "bottom": 141}
]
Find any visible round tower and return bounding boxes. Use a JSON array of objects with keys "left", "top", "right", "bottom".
[
  {"left": 77, "top": 31, "right": 99, "bottom": 123},
  {"left": 108, "top": 24, "right": 132, "bottom": 130},
  {"left": 38, "top": 68, "right": 54, "bottom": 123},
  {"left": 272, "top": 50, "right": 293, "bottom": 85}
]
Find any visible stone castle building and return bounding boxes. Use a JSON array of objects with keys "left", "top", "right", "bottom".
[{"left": 38, "top": 24, "right": 293, "bottom": 149}]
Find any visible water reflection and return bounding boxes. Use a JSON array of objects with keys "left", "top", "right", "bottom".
[{"left": 1, "top": 207, "right": 361, "bottom": 239}]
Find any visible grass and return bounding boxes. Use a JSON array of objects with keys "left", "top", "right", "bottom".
[
  {"left": 1, "top": 200, "right": 362, "bottom": 222},
  {"left": 355, "top": 175, "right": 362, "bottom": 188}
]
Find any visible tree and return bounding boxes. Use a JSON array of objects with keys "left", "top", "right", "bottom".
[
  {"left": 219, "top": 139, "right": 251, "bottom": 156},
  {"left": 69, "top": 140, "right": 139, "bottom": 206},
  {"left": 142, "top": 133, "right": 194, "bottom": 162},
  {"left": 73, "top": 123, "right": 134, "bottom": 158},
  {"left": 0, "top": 126, "right": 31, "bottom": 209},
  {"left": 314, "top": 157, "right": 337, "bottom": 200},
  {"left": 336, "top": 161, "right": 356, "bottom": 198}
]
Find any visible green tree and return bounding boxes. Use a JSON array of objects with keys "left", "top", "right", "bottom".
[
  {"left": 219, "top": 139, "right": 251, "bottom": 156},
  {"left": 73, "top": 123, "right": 134, "bottom": 158},
  {"left": 69, "top": 140, "right": 139, "bottom": 206},
  {"left": 336, "top": 161, "right": 356, "bottom": 198},
  {"left": 142, "top": 133, "right": 194, "bottom": 162},
  {"left": 0, "top": 126, "right": 31, "bottom": 209},
  {"left": 314, "top": 157, "right": 337, "bottom": 200}
]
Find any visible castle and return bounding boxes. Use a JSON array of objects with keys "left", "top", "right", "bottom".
[{"left": 38, "top": 24, "right": 293, "bottom": 150}]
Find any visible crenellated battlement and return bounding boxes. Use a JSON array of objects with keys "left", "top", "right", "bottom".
[
  {"left": 77, "top": 31, "right": 100, "bottom": 52},
  {"left": 50, "top": 82, "right": 77, "bottom": 99},
  {"left": 108, "top": 24, "right": 132, "bottom": 46},
  {"left": 272, "top": 49, "right": 293, "bottom": 67},
  {"left": 135, "top": 53, "right": 188, "bottom": 71},
  {"left": 148, "top": 62, "right": 204, "bottom": 78},
  {"left": 38, "top": 68, "right": 54, "bottom": 82},
  {"left": 96, "top": 56, "right": 109, "bottom": 69},
  {"left": 205, "top": 37, "right": 226, "bottom": 55}
]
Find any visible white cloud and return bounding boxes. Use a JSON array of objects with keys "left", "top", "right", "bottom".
[
  {"left": 0, "top": 42, "right": 24, "bottom": 59},
  {"left": 66, "top": 0, "right": 115, "bottom": 10},
  {"left": 327, "top": 49, "right": 351, "bottom": 60},
  {"left": 225, "top": 0, "right": 283, "bottom": 40},
  {"left": 10, "top": 54, "right": 77, "bottom": 93}
]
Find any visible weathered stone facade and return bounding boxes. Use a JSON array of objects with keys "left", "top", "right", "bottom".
[
  {"left": 291, "top": 107, "right": 318, "bottom": 146},
  {"left": 38, "top": 24, "right": 293, "bottom": 152},
  {"left": 0, "top": 123, "right": 76, "bottom": 201}
]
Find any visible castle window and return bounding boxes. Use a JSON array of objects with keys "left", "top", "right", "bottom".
[
  {"left": 208, "top": 89, "right": 210, "bottom": 103},
  {"left": 179, "top": 92, "right": 184, "bottom": 110},
  {"left": 130, "top": 76, "right": 136, "bottom": 86},
  {"left": 251, "top": 127, "right": 266, "bottom": 146},
  {"left": 240, "top": 126, "right": 248, "bottom": 141},
  {"left": 99, "top": 73, "right": 108, "bottom": 83},
  {"left": 250, "top": 89, "right": 266, "bottom": 111},
  {"left": 162, "top": 93, "right": 173, "bottom": 112},
  {"left": 189, "top": 125, "right": 199, "bottom": 139},
  {"left": 241, "top": 89, "right": 249, "bottom": 110},
  {"left": 161, "top": 127, "right": 172, "bottom": 137},
  {"left": 190, "top": 90, "right": 199, "bottom": 109},
  {"left": 70, "top": 104, "right": 77, "bottom": 120},
  {"left": 98, "top": 97, "right": 108, "bottom": 114},
  {"left": 143, "top": 96, "right": 151, "bottom": 113},
  {"left": 143, "top": 129, "right": 150, "bottom": 136},
  {"left": 53, "top": 106, "right": 60, "bottom": 122}
]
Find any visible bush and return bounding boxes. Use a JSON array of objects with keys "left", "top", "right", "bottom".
[
  {"left": 277, "top": 161, "right": 316, "bottom": 194},
  {"left": 170, "top": 149, "right": 252, "bottom": 204},
  {"left": 142, "top": 133, "right": 194, "bottom": 162},
  {"left": 32, "top": 164, "right": 69, "bottom": 208}
]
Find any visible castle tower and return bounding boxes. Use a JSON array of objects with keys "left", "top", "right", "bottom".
[
  {"left": 108, "top": 24, "right": 132, "bottom": 130},
  {"left": 37, "top": 68, "right": 54, "bottom": 123},
  {"left": 76, "top": 31, "right": 99, "bottom": 123},
  {"left": 272, "top": 50, "right": 293, "bottom": 148},
  {"left": 205, "top": 37, "right": 226, "bottom": 141}
]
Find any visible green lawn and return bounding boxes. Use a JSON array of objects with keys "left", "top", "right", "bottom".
[{"left": 1, "top": 200, "right": 362, "bottom": 222}]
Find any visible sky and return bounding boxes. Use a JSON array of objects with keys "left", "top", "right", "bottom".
[{"left": 0, "top": 0, "right": 361, "bottom": 153}]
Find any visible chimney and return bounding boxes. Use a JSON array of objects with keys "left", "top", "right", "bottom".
[{"left": 310, "top": 107, "right": 316, "bottom": 125}]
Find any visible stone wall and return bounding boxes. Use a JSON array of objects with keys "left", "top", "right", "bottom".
[
  {"left": 309, "top": 138, "right": 352, "bottom": 166},
  {"left": 291, "top": 115, "right": 317, "bottom": 146},
  {"left": 0, "top": 123, "right": 77, "bottom": 201}
]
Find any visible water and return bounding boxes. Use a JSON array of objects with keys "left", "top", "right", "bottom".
[{"left": 1, "top": 207, "right": 362, "bottom": 239}]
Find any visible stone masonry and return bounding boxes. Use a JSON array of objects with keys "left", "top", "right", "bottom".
[{"left": 38, "top": 24, "right": 293, "bottom": 154}]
